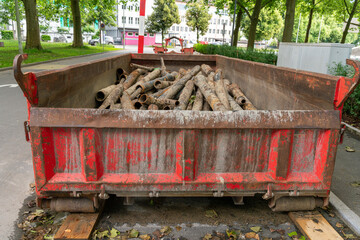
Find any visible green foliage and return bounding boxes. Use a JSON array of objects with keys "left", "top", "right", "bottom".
[
  {"left": 146, "top": 0, "right": 180, "bottom": 45},
  {"left": 39, "top": 25, "right": 49, "bottom": 33},
  {"left": 0, "top": 0, "right": 24, "bottom": 25},
  {"left": 1, "top": 30, "right": 14, "bottom": 40},
  {"left": 241, "top": 7, "right": 283, "bottom": 41},
  {"left": 41, "top": 35, "right": 51, "bottom": 42},
  {"left": 185, "top": 1, "right": 212, "bottom": 42},
  {"left": 92, "top": 30, "right": 100, "bottom": 39},
  {"left": 57, "top": 27, "right": 69, "bottom": 33},
  {"left": 328, "top": 62, "right": 360, "bottom": 118},
  {"left": 82, "top": 25, "right": 95, "bottom": 33},
  {"left": 84, "top": 0, "right": 118, "bottom": 27},
  {"left": 194, "top": 44, "right": 277, "bottom": 65}
]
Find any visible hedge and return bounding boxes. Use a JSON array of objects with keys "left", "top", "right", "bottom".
[
  {"left": 41, "top": 35, "right": 51, "bottom": 42},
  {"left": 193, "top": 44, "right": 278, "bottom": 65},
  {"left": 1, "top": 30, "right": 14, "bottom": 40}
]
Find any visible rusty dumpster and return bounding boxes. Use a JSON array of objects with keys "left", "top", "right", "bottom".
[{"left": 13, "top": 53, "right": 360, "bottom": 212}]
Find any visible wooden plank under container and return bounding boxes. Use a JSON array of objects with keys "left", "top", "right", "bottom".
[
  {"left": 289, "top": 211, "right": 343, "bottom": 240},
  {"left": 54, "top": 213, "right": 99, "bottom": 240}
]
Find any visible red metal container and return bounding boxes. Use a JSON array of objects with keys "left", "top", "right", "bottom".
[{"left": 13, "top": 54, "right": 360, "bottom": 212}]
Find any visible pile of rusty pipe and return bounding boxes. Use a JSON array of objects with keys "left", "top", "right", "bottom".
[
  {"left": 125, "top": 69, "right": 160, "bottom": 95},
  {"left": 154, "top": 80, "right": 173, "bottom": 89},
  {"left": 194, "top": 75, "right": 227, "bottom": 111},
  {"left": 98, "top": 83, "right": 124, "bottom": 109},
  {"left": 121, "top": 92, "right": 135, "bottom": 109},
  {"left": 123, "top": 68, "right": 147, "bottom": 90},
  {"left": 148, "top": 104, "right": 159, "bottom": 110},
  {"left": 215, "top": 80, "right": 231, "bottom": 110},
  {"left": 162, "top": 65, "right": 200, "bottom": 99},
  {"left": 110, "top": 103, "right": 122, "bottom": 110},
  {"left": 160, "top": 57, "right": 167, "bottom": 76},
  {"left": 136, "top": 79, "right": 157, "bottom": 93},
  {"left": 227, "top": 83, "right": 256, "bottom": 110}
]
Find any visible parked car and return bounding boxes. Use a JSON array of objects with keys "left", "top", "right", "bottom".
[{"left": 89, "top": 36, "right": 114, "bottom": 45}]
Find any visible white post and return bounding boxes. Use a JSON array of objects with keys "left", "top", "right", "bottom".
[
  {"left": 296, "top": 13, "right": 301, "bottom": 43},
  {"left": 318, "top": 15, "right": 323, "bottom": 43},
  {"left": 15, "top": 0, "right": 23, "bottom": 54}
]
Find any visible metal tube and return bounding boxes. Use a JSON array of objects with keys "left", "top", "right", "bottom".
[
  {"left": 130, "top": 63, "right": 155, "bottom": 72},
  {"left": 96, "top": 85, "right": 117, "bottom": 102},
  {"left": 175, "top": 80, "right": 194, "bottom": 110},
  {"left": 215, "top": 79, "right": 231, "bottom": 110},
  {"left": 192, "top": 89, "right": 203, "bottom": 111},
  {"left": 194, "top": 75, "right": 227, "bottom": 111}
]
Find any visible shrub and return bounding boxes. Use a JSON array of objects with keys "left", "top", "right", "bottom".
[
  {"left": 57, "top": 27, "right": 69, "bottom": 33},
  {"left": 1, "top": 30, "right": 14, "bottom": 40},
  {"left": 41, "top": 35, "right": 51, "bottom": 42},
  {"left": 328, "top": 62, "right": 360, "bottom": 118},
  {"left": 193, "top": 44, "right": 277, "bottom": 65}
]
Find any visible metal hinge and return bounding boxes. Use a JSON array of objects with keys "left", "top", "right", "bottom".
[
  {"left": 340, "top": 123, "right": 346, "bottom": 144},
  {"left": 24, "top": 121, "right": 30, "bottom": 142}
]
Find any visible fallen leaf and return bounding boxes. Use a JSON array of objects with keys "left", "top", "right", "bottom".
[
  {"left": 226, "top": 229, "right": 240, "bottom": 238},
  {"left": 109, "top": 228, "right": 119, "bottom": 238},
  {"left": 203, "top": 233, "right": 212, "bottom": 240},
  {"left": 245, "top": 232, "right": 259, "bottom": 239},
  {"left": 139, "top": 234, "right": 151, "bottom": 240},
  {"left": 97, "top": 230, "right": 109, "bottom": 238},
  {"left": 329, "top": 213, "right": 335, "bottom": 217},
  {"left": 336, "top": 222, "right": 344, "bottom": 228},
  {"left": 205, "top": 209, "right": 218, "bottom": 219},
  {"left": 344, "top": 233, "right": 356, "bottom": 239},
  {"left": 128, "top": 229, "right": 139, "bottom": 238},
  {"left": 152, "top": 229, "right": 162, "bottom": 238},
  {"left": 288, "top": 231, "right": 298, "bottom": 237},
  {"left": 299, "top": 236, "right": 306, "bottom": 240},
  {"left": 175, "top": 226, "right": 182, "bottom": 231},
  {"left": 250, "top": 226, "right": 261, "bottom": 233},
  {"left": 350, "top": 181, "right": 360, "bottom": 187},
  {"left": 160, "top": 226, "right": 172, "bottom": 235},
  {"left": 345, "top": 146, "right": 355, "bottom": 152}
]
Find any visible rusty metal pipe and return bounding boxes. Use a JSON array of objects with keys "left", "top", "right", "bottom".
[
  {"left": 201, "top": 64, "right": 214, "bottom": 76},
  {"left": 125, "top": 69, "right": 161, "bottom": 95},
  {"left": 214, "top": 68, "right": 223, "bottom": 81},
  {"left": 41, "top": 198, "right": 96, "bottom": 213},
  {"left": 110, "top": 103, "right": 122, "bottom": 110},
  {"left": 202, "top": 101, "right": 211, "bottom": 111},
  {"left": 227, "top": 93, "right": 243, "bottom": 111},
  {"left": 271, "top": 197, "right": 324, "bottom": 212},
  {"left": 192, "top": 89, "right": 203, "bottom": 111},
  {"left": 160, "top": 57, "right": 167, "bottom": 76},
  {"left": 96, "top": 84, "right": 117, "bottom": 102},
  {"left": 123, "top": 69, "right": 147, "bottom": 90},
  {"left": 134, "top": 101, "right": 143, "bottom": 109},
  {"left": 130, "top": 63, "right": 155, "bottom": 72},
  {"left": 207, "top": 72, "right": 216, "bottom": 90},
  {"left": 175, "top": 80, "right": 195, "bottom": 110},
  {"left": 154, "top": 80, "right": 174, "bottom": 89},
  {"left": 227, "top": 83, "right": 256, "bottom": 110},
  {"left": 139, "top": 94, "right": 179, "bottom": 107},
  {"left": 215, "top": 79, "right": 231, "bottom": 110},
  {"left": 99, "top": 84, "right": 124, "bottom": 110},
  {"left": 194, "top": 75, "right": 227, "bottom": 111},
  {"left": 136, "top": 80, "right": 156, "bottom": 93},
  {"left": 121, "top": 92, "right": 135, "bottom": 109},
  {"left": 148, "top": 104, "right": 159, "bottom": 110}
]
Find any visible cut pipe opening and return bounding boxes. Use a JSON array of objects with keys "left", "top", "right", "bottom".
[
  {"left": 139, "top": 94, "right": 147, "bottom": 104},
  {"left": 96, "top": 92, "right": 106, "bottom": 101},
  {"left": 134, "top": 101, "right": 143, "bottom": 109}
]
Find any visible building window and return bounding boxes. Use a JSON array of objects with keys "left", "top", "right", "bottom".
[
  {"left": 135, "top": 6, "right": 139, "bottom": 12},
  {"left": 225, "top": 20, "right": 228, "bottom": 25},
  {"left": 208, "top": 29, "right": 211, "bottom": 33},
  {"left": 180, "top": 27, "right": 183, "bottom": 31},
  {"left": 218, "top": 19, "right": 220, "bottom": 24},
  {"left": 129, "top": 17, "right": 133, "bottom": 24},
  {"left": 213, "top": 29, "right": 215, "bottom": 33},
  {"left": 229, "top": 21, "right": 231, "bottom": 26},
  {"left": 217, "top": 29, "right": 219, "bottom": 34},
  {"left": 150, "top": 33, "right": 154, "bottom": 37},
  {"left": 122, "top": 5, "right": 126, "bottom": 9},
  {"left": 135, "top": 17, "right": 139, "bottom": 24},
  {"left": 128, "top": 32, "right": 133, "bottom": 36},
  {"left": 213, "top": 19, "right": 216, "bottom": 24},
  {"left": 135, "top": 32, "right": 139, "bottom": 36},
  {"left": 185, "top": 27, "right": 188, "bottom": 32},
  {"left": 172, "top": 26, "right": 175, "bottom": 31},
  {"left": 122, "top": 16, "right": 126, "bottom": 24},
  {"left": 221, "top": 19, "right": 224, "bottom": 24},
  {"left": 128, "top": 5, "right": 133, "bottom": 11},
  {"left": 176, "top": 26, "right": 179, "bottom": 31},
  {"left": 144, "top": 33, "right": 147, "bottom": 37}
]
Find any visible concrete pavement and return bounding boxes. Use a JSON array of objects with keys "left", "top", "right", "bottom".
[{"left": 1, "top": 47, "right": 360, "bottom": 238}]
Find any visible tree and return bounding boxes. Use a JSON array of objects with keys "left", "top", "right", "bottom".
[
  {"left": 22, "top": 0, "right": 42, "bottom": 49},
  {"left": 241, "top": 7, "right": 283, "bottom": 42},
  {"left": 185, "top": 1, "right": 212, "bottom": 42},
  {"left": 298, "top": 0, "right": 325, "bottom": 43},
  {"left": 282, "top": 0, "right": 296, "bottom": 42},
  {"left": 334, "top": 0, "right": 360, "bottom": 43},
  {"left": 70, "top": 0, "right": 83, "bottom": 47},
  {"left": 238, "top": 0, "right": 275, "bottom": 49},
  {"left": 0, "top": 0, "right": 25, "bottom": 37},
  {"left": 145, "top": 0, "right": 180, "bottom": 47}
]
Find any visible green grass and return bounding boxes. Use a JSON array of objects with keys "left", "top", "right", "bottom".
[{"left": 0, "top": 40, "right": 121, "bottom": 68}]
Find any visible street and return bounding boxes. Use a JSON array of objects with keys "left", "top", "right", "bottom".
[{"left": 0, "top": 48, "right": 359, "bottom": 239}]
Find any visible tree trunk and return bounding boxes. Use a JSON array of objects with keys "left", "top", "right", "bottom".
[
  {"left": 341, "top": 0, "right": 359, "bottom": 43},
  {"left": 232, "top": 8, "right": 243, "bottom": 47},
  {"left": 282, "top": 0, "right": 296, "bottom": 42},
  {"left": 247, "top": 0, "right": 262, "bottom": 49},
  {"left": 197, "top": 29, "right": 199, "bottom": 42},
  {"left": 22, "top": 0, "right": 42, "bottom": 49},
  {"left": 304, "top": 1, "right": 314, "bottom": 43},
  {"left": 161, "top": 30, "right": 164, "bottom": 48},
  {"left": 70, "top": 0, "right": 83, "bottom": 47}
]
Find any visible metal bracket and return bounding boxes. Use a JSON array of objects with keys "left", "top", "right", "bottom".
[
  {"left": 333, "top": 59, "right": 360, "bottom": 110},
  {"left": 262, "top": 184, "right": 274, "bottom": 200},
  {"left": 99, "top": 185, "right": 109, "bottom": 200},
  {"left": 339, "top": 123, "right": 346, "bottom": 144},
  {"left": 13, "top": 54, "right": 38, "bottom": 106},
  {"left": 213, "top": 190, "right": 224, "bottom": 197}
]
